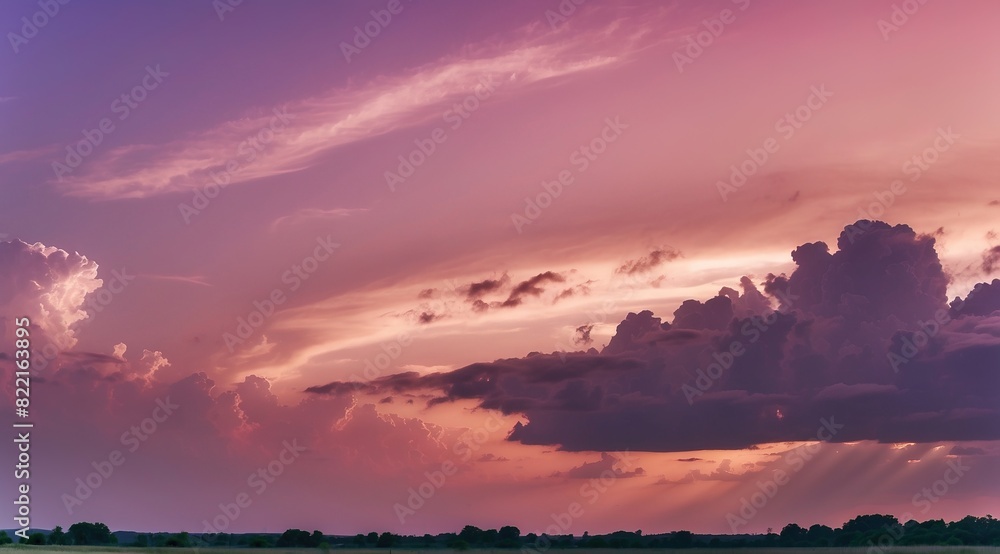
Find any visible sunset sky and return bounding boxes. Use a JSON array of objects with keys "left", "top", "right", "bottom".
[{"left": 1, "top": 0, "right": 999, "bottom": 537}]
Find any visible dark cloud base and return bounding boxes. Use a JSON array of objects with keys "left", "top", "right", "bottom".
[{"left": 308, "top": 222, "right": 1000, "bottom": 452}]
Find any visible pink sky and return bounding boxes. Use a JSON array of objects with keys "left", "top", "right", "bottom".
[{"left": 1, "top": 0, "right": 999, "bottom": 536}]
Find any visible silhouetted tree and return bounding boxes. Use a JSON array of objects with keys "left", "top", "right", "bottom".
[
  {"left": 459, "top": 525, "right": 484, "bottom": 544},
  {"left": 377, "top": 532, "right": 398, "bottom": 547},
  {"left": 49, "top": 526, "right": 67, "bottom": 545},
  {"left": 780, "top": 523, "right": 807, "bottom": 545},
  {"left": 498, "top": 525, "right": 520, "bottom": 547},
  {"left": 68, "top": 522, "right": 114, "bottom": 545}
]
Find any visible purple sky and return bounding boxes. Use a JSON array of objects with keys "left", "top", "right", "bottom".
[{"left": 1, "top": 0, "right": 999, "bottom": 536}]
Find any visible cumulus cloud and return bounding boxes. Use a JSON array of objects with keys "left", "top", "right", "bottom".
[
  {"left": 307, "top": 221, "right": 1000, "bottom": 452},
  {"left": 0, "top": 239, "right": 103, "bottom": 354},
  {"left": 956, "top": 279, "right": 1000, "bottom": 316}
]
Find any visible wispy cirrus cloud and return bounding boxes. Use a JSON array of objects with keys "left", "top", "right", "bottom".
[
  {"left": 58, "top": 18, "right": 654, "bottom": 200},
  {"left": 0, "top": 143, "right": 58, "bottom": 165},
  {"left": 269, "top": 207, "right": 367, "bottom": 230},
  {"left": 139, "top": 273, "right": 213, "bottom": 287}
]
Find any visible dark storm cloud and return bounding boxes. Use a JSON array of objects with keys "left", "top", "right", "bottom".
[
  {"left": 555, "top": 281, "right": 592, "bottom": 302},
  {"left": 308, "top": 222, "right": 1000, "bottom": 452},
  {"left": 574, "top": 324, "right": 594, "bottom": 346},
  {"left": 418, "top": 311, "right": 444, "bottom": 324},
  {"left": 420, "top": 271, "right": 578, "bottom": 316},
  {"left": 464, "top": 274, "right": 510, "bottom": 299},
  {"left": 500, "top": 271, "right": 565, "bottom": 307},
  {"left": 615, "top": 247, "right": 681, "bottom": 275},
  {"left": 955, "top": 279, "right": 1000, "bottom": 316},
  {"left": 983, "top": 246, "right": 1000, "bottom": 274}
]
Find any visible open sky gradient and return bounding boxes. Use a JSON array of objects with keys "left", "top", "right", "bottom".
[{"left": 1, "top": 0, "right": 999, "bottom": 536}]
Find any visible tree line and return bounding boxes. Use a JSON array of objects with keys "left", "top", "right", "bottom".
[{"left": 5, "top": 514, "right": 998, "bottom": 548}]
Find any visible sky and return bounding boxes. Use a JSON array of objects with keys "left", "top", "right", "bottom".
[{"left": 1, "top": 0, "right": 999, "bottom": 537}]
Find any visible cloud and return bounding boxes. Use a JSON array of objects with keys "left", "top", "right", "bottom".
[
  {"left": 270, "top": 208, "right": 367, "bottom": 230},
  {"left": 949, "top": 445, "right": 987, "bottom": 456},
  {"left": 956, "top": 279, "right": 1000, "bottom": 316},
  {"left": 555, "top": 452, "right": 644, "bottom": 479},
  {"left": 615, "top": 247, "right": 681, "bottom": 275},
  {"left": 982, "top": 246, "right": 1000, "bottom": 274},
  {"left": 0, "top": 239, "right": 103, "bottom": 353},
  {"left": 306, "top": 221, "right": 1000, "bottom": 452},
  {"left": 140, "top": 273, "right": 212, "bottom": 287},
  {"left": 574, "top": 324, "right": 595, "bottom": 346},
  {"left": 464, "top": 274, "right": 510, "bottom": 300},
  {"left": 412, "top": 270, "right": 575, "bottom": 319},
  {"left": 657, "top": 459, "right": 743, "bottom": 485},
  {"left": 0, "top": 144, "right": 58, "bottom": 165},
  {"left": 477, "top": 453, "right": 510, "bottom": 462},
  {"left": 501, "top": 271, "right": 566, "bottom": 308},
  {"left": 56, "top": 20, "right": 644, "bottom": 200},
  {"left": 418, "top": 311, "right": 445, "bottom": 324}
]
